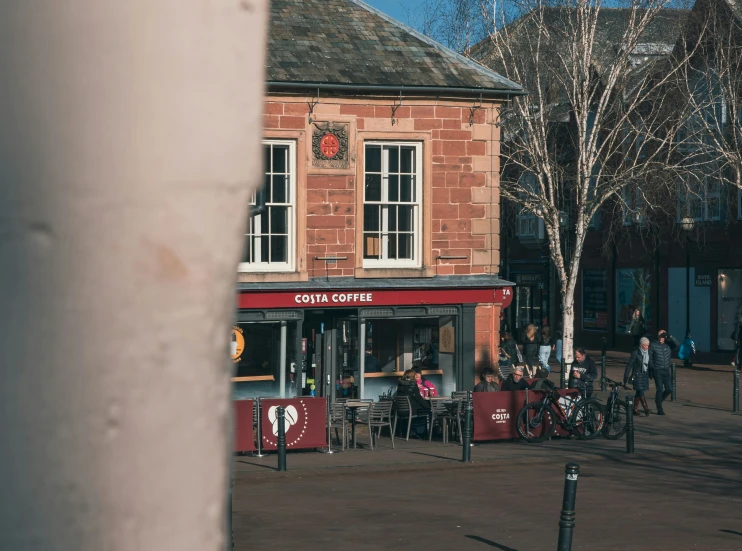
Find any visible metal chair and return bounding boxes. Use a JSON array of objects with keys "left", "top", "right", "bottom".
[
  {"left": 366, "top": 401, "right": 394, "bottom": 450},
  {"left": 392, "top": 396, "right": 425, "bottom": 440},
  {"left": 428, "top": 399, "right": 449, "bottom": 442},
  {"left": 328, "top": 402, "right": 350, "bottom": 450},
  {"left": 443, "top": 399, "right": 464, "bottom": 445}
]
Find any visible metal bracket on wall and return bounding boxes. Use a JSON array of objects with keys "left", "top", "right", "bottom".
[
  {"left": 468, "top": 93, "right": 483, "bottom": 126},
  {"left": 313, "top": 256, "right": 348, "bottom": 281},
  {"left": 307, "top": 88, "right": 320, "bottom": 124},
  {"left": 391, "top": 91, "right": 403, "bottom": 126}
]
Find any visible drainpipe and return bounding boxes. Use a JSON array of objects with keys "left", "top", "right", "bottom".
[{"left": 0, "top": 2, "right": 268, "bottom": 550}]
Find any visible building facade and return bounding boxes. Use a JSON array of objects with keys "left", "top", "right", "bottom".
[{"left": 232, "top": 0, "right": 521, "bottom": 401}]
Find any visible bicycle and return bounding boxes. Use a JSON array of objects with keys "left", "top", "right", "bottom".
[
  {"left": 601, "top": 377, "right": 631, "bottom": 440},
  {"left": 515, "top": 380, "right": 604, "bottom": 443}
]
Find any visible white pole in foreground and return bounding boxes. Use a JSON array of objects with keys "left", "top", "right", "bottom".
[{"left": 0, "top": 2, "right": 268, "bottom": 550}]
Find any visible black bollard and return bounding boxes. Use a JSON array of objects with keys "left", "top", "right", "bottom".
[
  {"left": 557, "top": 462, "right": 580, "bottom": 551},
  {"left": 600, "top": 338, "right": 607, "bottom": 392},
  {"left": 461, "top": 391, "right": 473, "bottom": 463},
  {"left": 671, "top": 363, "right": 677, "bottom": 402},
  {"left": 734, "top": 369, "right": 739, "bottom": 414},
  {"left": 276, "top": 406, "right": 287, "bottom": 472},
  {"left": 560, "top": 358, "right": 566, "bottom": 390},
  {"left": 625, "top": 397, "right": 635, "bottom": 454}
]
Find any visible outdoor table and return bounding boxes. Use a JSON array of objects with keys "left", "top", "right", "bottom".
[{"left": 344, "top": 401, "right": 369, "bottom": 449}]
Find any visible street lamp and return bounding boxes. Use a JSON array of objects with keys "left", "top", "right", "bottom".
[{"left": 680, "top": 217, "right": 695, "bottom": 366}]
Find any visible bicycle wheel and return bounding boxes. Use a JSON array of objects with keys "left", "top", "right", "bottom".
[
  {"left": 571, "top": 399, "right": 604, "bottom": 440},
  {"left": 516, "top": 402, "right": 556, "bottom": 443},
  {"left": 603, "top": 399, "right": 629, "bottom": 440}
]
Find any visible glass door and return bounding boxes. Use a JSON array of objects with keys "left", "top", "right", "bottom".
[{"left": 333, "top": 318, "right": 359, "bottom": 401}]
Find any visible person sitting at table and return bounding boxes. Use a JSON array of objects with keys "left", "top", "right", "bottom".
[
  {"left": 501, "top": 366, "right": 531, "bottom": 391},
  {"left": 364, "top": 344, "right": 381, "bottom": 373},
  {"left": 413, "top": 367, "right": 438, "bottom": 398},
  {"left": 474, "top": 367, "right": 500, "bottom": 392},
  {"left": 396, "top": 369, "right": 431, "bottom": 414}
]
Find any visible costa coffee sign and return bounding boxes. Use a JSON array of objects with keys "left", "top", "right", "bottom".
[{"left": 238, "top": 287, "right": 512, "bottom": 309}]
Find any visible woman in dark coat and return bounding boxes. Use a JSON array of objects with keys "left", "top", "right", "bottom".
[
  {"left": 628, "top": 309, "right": 647, "bottom": 348},
  {"left": 623, "top": 337, "right": 651, "bottom": 416},
  {"left": 396, "top": 369, "right": 431, "bottom": 416},
  {"left": 498, "top": 331, "right": 519, "bottom": 381}
]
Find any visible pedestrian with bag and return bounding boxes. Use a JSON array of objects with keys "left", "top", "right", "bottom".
[
  {"left": 648, "top": 330, "right": 678, "bottom": 415},
  {"left": 624, "top": 337, "right": 651, "bottom": 416},
  {"left": 522, "top": 324, "right": 540, "bottom": 378}
]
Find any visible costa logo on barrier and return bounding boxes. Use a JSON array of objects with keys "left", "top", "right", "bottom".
[
  {"left": 263, "top": 402, "right": 309, "bottom": 448},
  {"left": 294, "top": 293, "right": 374, "bottom": 305},
  {"left": 491, "top": 408, "right": 511, "bottom": 423},
  {"left": 268, "top": 405, "right": 298, "bottom": 436}
]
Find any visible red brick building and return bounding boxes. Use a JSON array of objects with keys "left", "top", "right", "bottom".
[{"left": 232, "top": 0, "right": 522, "bottom": 401}]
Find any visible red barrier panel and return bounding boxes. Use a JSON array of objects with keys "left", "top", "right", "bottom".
[
  {"left": 260, "top": 397, "right": 328, "bottom": 450},
  {"left": 473, "top": 388, "right": 581, "bottom": 441},
  {"left": 473, "top": 391, "right": 528, "bottom": 441},
  {"left": 234, "top": 400, "right": 256, "bottom": 452}
]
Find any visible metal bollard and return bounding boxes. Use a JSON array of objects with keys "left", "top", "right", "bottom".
[
  {"left": 560, "top": 358, "right": 566, "bottom": 389},
  {"left": 276, "top": 406, "right": 287, "bottom": 472},
  {"left": 600, "top": 337, "right": 607, "bottom": 391},
  {"left": 625, "top": 397, "right": 635, "bottom": 454},
  {"left": 461, "top": 391, "right": 473, "bottom": 463},
  {"left": 734, "top": 369, "right": 739, "bottom": 414},
  {"left": 671, "top": 363, "right": 677, "bottom": 402},
  {"left": 557, "top": 462, "right": 580, "bottom": 551}
]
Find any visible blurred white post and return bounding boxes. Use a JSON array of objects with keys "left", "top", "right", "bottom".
[{"left": 0, "top": 2, "right": 268, "bottom": 550}]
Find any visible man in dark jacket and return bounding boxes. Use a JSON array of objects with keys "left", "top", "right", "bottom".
[
  {"left": 501, "top": 366, "right": 530, "bottom": 391},
  {"left": 648, "top": 330, "right": 677, "bottom": 415},
  {"left": 570, "top": 348, "right": 597, "bottom": 398},
  {"left": 474, "top": 367, "right": 500, "bottom": 392}
]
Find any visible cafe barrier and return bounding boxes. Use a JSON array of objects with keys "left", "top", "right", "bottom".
[
  {"left": 557, "top": 462, "right": 580, "bottom": 551},
  {"left": 276, "top": 406, "right": 287, "bottom": 472},
  {"left": 734, "top": 369, "right": 740, "bottom": 414},
  {"left": 260, "top": 397, "right": 328, "bottom": 451},
  {"left": 625, "top": 397, "right": 635, "bottom": 454},
  {"left": 473, "top": 387, "right": 580, "bottom": 441},
  {"left": 233, "top": 400, "right": 256, "bottom": 453}
]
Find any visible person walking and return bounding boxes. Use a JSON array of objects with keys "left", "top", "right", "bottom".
[
  {"left": 538, "top": 326, "right": 552, "bottom": 377},
  {"left": 522, "top": 324, "right": 539, "bottom": 378},
  {"left": 628, "top": 309, "right": 647, "bottom": 348},
  {"left": 648, "top": 330, "right": 678, "bottom": 415},
  {"left": 624, "top": 337, "right": 651, "bottom": 416}
]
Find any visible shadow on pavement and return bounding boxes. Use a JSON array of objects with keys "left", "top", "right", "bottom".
[
  {"left": 465, "top": 535, "right": 518, "bottom": 550},
  {"left": 719, "top": 529, "right": 742, "bottom": 537}
]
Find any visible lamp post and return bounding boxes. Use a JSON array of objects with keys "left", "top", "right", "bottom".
[{"left": 680, "top": 217, "right": 695, "bottom": 367}]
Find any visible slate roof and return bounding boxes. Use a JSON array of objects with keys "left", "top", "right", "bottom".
[{"left": 267, "top": 0, "right": 522, "bottom": 95}]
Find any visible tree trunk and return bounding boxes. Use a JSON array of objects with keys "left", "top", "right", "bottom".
[
  {"left": 0, "top": 2, "right": 267, "bottom": 550},
  {"left": 561, "top": 290, "right": 576, "bottom": 387}
]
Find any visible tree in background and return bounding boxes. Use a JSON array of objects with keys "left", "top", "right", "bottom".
[{"left": 413, "top": 0, "right": 704, "bottom": 373}]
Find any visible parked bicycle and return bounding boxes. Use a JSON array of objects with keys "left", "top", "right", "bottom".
[
  {"left": 601, "top": 377, "right": 630, "bottom": 440},
  {"left": 515, "top": 380, "right": 604, "bottom": 443}
]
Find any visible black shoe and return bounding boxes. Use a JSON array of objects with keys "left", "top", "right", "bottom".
[{"left": 657, "top": 409, "right": 666, "bottom": 415}]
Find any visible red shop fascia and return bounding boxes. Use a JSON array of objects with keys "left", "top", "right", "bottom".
[{"left": 235, "top": 279, "right": 514, "bottom": 397}]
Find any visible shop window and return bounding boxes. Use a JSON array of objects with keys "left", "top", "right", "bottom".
[
  {"left": 582, "top": 269, "right": 608, "bottom": 331},
  {"left": 239, "top": 140, "right": 296, "bottom": 271},
  {"left": 718, "top": 269, "right": 742, "bottom": 350},
  {"left": 363, "top": 142, "right": 422, "bottom": 267},
  {"left": 616, "top": 268, "right": 652, "bottom": 334}
]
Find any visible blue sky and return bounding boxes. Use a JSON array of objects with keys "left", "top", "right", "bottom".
[{"left": 363, "top": 0, "right": 427, "bottom": 25}]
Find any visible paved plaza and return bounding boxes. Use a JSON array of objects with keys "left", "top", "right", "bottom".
[{"left": 233, "top": 359, "right": 742, "bottom": 551}]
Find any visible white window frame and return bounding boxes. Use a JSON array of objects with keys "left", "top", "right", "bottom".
[
  {"left": 362, "top": 142, "right": 423, "bottom": 268},
  {"left": 238, "top": 139, "right": 296, "bottom": 272},
  {"left": 515, "top": 172, "right": 545, "bottom": 239},
  {"left": 621, "top": 184, "right": 647, "bottom": 226}
]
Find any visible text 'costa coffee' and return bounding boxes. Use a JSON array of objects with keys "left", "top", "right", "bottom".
[{"left": 294, "top": 293, "right": 373, "bottom": 305}]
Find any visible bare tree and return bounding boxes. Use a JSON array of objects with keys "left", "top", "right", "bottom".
[
  {"left": 674, "top": 0, "right": 742, "bottom": 196},
  {"left": 418, "top": 0, "right": 705, "bottom": 372}
]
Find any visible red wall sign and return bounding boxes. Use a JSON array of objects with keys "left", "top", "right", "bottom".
[{"left": 238, "top": 287, "right": 512, "bottom": 310}]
